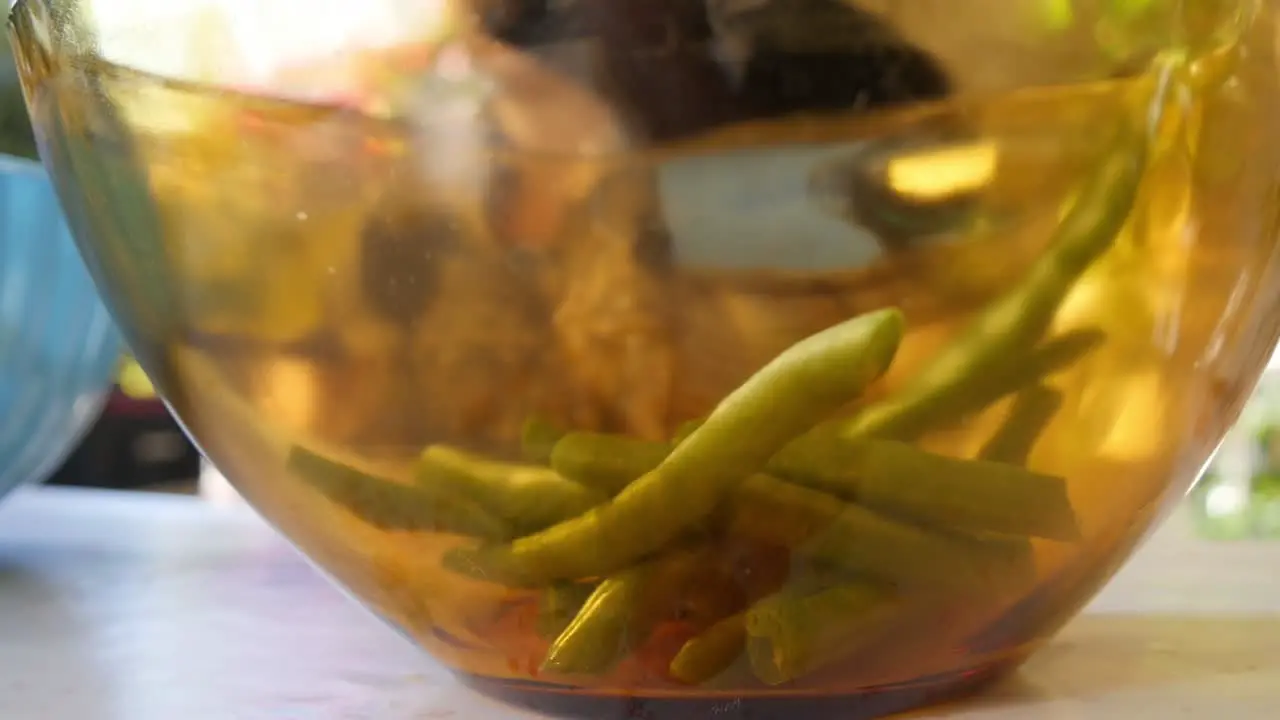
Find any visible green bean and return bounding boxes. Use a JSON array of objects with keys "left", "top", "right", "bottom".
[
  {"left": 964, "top": 385, "right": 1067, "bottom": 572},
  {"left": 520, "top": 417, "right": 567, "bottom": 464},
  {"left": 670, "top": 613, "right": 748, "bottom": 685},
  {"left": 549, "top": 433, "right": 673, "bottom": 495},
  {"left": 541, "top": 568, "right": 649, "bottom": 675},
  {"left": 725, "top": 473, "right": 1035, "bottom": 591},
  {"left": 672, "top": 419, "right": 702, "bottom": 446},
  {"left": 836, "top": 128, "right": 1144, "bottom": 443},
  {"left": 876, "top": 327, "right": 1102, "bottom": 436},
  {"left": 446, "top": 308, "right": 905, "bottom": 586},
  {"left": 416, "top": 445, "right": 606, "bottom": 536},
  {"left": 771, "top": 437, "right": 1079, "bottom": 541},
  {"left": 287, "top": 446, "right": 510, "bottom": 540},
  {"left": 979, "top": 385, "right": 1065, "bottom": 465},
  {"left": 536, "top": 581, "right": 598, "bottom": 640},
  {"left": 746, "top": 581, "right": 899, "bottom": 686},
  {"left": 631, "top": 328, "right": 1096, "bottom": 531},
  {"left": 721, "top": 475, "right": 843, "bottom": 549},
  {"left": 961, "top": 531, "right": 1038, "bottom": 591},
  {"left": 542, "top": 548, "right": 709, "bottom": 675},
  {"left": 694, "top": 328, "right": 1098, "bottom": 451},
  {"left": 880, "top": 327, "right": 1102, "bottom": 436},
  {"left": 543, "top": 429, "right": 1079, "bottom": 542},
  {"left": 802, "top": 507, "right": 1037, "bottom": 592}
]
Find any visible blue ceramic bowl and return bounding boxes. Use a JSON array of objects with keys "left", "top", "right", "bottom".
[{"left": 0, "top": 155, "right": 122, "bottom": 502}]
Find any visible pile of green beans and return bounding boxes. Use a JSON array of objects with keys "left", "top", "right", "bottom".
[{"left": 286, "top": 123, "right": 1145, "bottom": 687}]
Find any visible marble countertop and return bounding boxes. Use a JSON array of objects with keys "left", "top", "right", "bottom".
[{"left": 2, "top": 486, "right": 1278, "bottom": 720}]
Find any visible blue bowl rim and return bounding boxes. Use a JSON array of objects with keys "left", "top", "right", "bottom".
[{"left": 0, "top": 153, "right": 47, "bottom": 178}]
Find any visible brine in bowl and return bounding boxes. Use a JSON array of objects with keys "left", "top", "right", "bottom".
[{"left": 10, "top": 0, "right": 1280, "bottom": 717}]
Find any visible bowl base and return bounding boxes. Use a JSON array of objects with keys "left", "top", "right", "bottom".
[{"left": 456, "top": 654, "right": 1027, "bottom": 720}]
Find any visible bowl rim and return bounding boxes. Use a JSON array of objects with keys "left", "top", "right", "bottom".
[{"left": 0, "top": 153, "right": 47, "bottom": 177}]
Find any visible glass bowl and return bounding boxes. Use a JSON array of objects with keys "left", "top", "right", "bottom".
[
  {"left": 11, "top": 0, "right": 1280, "bottom": 716},
  {"left": 0, "top": 155, "right": 122, "bottom": 504}
]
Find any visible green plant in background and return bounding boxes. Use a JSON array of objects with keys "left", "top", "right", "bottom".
[{"left": 1190, "top": 369, "right": 1280, "bottom": 540}]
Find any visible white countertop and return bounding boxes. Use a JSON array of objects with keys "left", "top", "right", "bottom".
[{"left": 2, "top": 486, "right": 1278, "bottom": 720}]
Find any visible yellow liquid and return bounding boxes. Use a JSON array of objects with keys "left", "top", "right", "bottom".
[{"left": 20, "top": 1, "right": 1280, "bottom": 709}]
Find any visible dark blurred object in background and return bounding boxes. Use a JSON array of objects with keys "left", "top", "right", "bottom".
[
  {"left": 0, "top": 30, "right": 40, "bottom": 161},
  {"left": 47, "top": 388, "right": 202, "bottom": 492}
]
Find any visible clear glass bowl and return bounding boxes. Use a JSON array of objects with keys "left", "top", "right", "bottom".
[{"left": 11, "top": 0, "right": 1280, "bottom": 716}]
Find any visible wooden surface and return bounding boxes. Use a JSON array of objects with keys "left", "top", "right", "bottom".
[{"left": 2, "top": 486, "right": 1279, "bottom": 719}]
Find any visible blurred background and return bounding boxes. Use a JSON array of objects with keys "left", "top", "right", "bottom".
[{"left": 44, "top": 379, "right": 204, "bottom": 496}]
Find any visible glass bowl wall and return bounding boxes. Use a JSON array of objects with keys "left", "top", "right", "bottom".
[{"left": 10, "top": 0, "right": 1280, "bottom": 716}]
